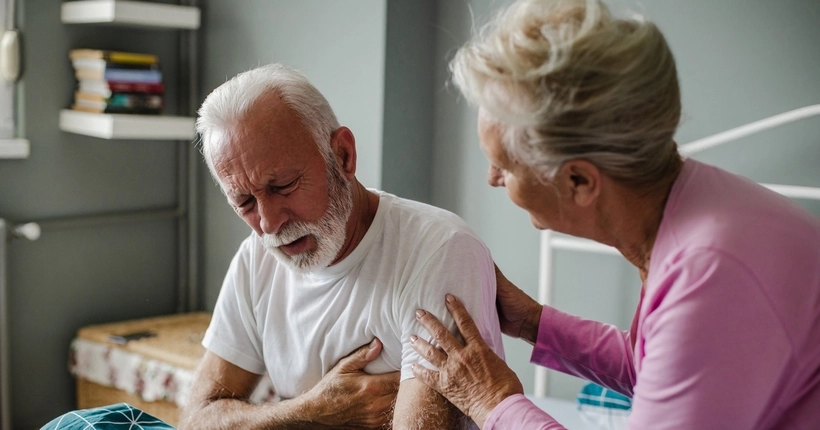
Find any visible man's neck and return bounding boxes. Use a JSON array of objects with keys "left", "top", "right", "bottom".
[{"left": 331, "top": 182, "right": 379, "bottom": 265}]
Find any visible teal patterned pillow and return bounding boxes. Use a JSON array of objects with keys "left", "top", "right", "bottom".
[
  {"left": 576, "top": 383, "right": 631, "bottom": 430},
  {"left": 41, "top": 403, "right": 174, "bottom": 429}
]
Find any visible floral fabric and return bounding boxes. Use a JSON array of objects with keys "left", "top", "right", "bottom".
[{"left": 69, "top": 338, "right": 277, "bottom": 406}]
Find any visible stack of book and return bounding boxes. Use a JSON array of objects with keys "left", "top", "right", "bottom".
[{"left": 70, "top": 49, "right": 165, "bottom": 115}]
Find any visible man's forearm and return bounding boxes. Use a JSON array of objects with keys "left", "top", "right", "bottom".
[
  {"left": 183, "top": 342, "right": 398, "bottom": 429},
  {"left": 392, "top": 379, "right": 470, "bottom": 430},
  {"left": 180, "top": 395, "right": 331, "bottom": 430},
  {"left": 394, "top": 399, "right": 468, "bottom": 430}
]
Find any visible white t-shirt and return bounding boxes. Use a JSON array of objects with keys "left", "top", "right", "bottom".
[{"left": 203, "top": 191, "right": 504, "bottom": 400}]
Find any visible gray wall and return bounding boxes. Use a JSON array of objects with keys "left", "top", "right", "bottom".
[
  {"left": 1, "top": 0, "right": 185, "bottom": 427},
  {"left": 381, "top": 0, "right": 438, "bottom": 204},
  {"left": 430, "top": 0, "right": 820, "bottom": 401}
]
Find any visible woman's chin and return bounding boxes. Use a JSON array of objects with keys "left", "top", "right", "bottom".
[{"left": 530, "top": 216, "right": 549, "bottom": 231}]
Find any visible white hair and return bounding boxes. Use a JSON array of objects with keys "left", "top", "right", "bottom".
[
  {"left": 452, "top": 0, "right": 682, "bottom": 187},
  {"left": 196, "top": 63, "right": 341, "bottom": 175}
]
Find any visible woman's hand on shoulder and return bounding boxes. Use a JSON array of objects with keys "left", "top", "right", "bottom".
[{"left": 410, "top": 295, "right": 524, "bottom": 428}]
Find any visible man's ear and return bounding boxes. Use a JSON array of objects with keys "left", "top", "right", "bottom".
[
  {"left": 330, "top": 126, "right": 357, "bottom": 179},
  {"left": 557, "top": 159, "right": 601, "bottom": 207}
]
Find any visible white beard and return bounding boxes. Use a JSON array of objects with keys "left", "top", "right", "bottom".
[{"left": 260, "top": 158, "right": 353, "bottom": 273}]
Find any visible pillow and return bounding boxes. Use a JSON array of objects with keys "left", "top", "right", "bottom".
[
  {"left": 576, "top": 383, "right": 632, "bottom": 430},
  {"left": 41, "top": 403, "right": 174, "bottom": 430}
]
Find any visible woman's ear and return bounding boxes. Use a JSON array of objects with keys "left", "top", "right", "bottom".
[
  {"left": 330, "top": 126, "right": 357, "bottom": 179},
  {"left": 558, "top": 159, "right": 601, "bottom": 207}
]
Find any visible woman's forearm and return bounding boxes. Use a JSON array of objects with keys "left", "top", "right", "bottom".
[{"left": 531, "top": 306, "right": 635, "bottom": 396}]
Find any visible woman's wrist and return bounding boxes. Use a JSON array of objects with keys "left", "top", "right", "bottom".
[
  {"left": 522, "top": 304, "right": 543, "bottom": 346},
  {"left": 471, "top": 388, "right": 523, "bottom": 429},
  {"left": 475, "top": 390, "right": 530, "bottom": 429}
]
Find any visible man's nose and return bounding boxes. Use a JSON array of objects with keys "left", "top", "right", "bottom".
[{"left": 256, "top": 195, "right": 289, "bottom": 235}]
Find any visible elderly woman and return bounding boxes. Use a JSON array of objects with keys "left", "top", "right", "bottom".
[{"left": 409, "top": 0, "right": 820, "bottom": 428}]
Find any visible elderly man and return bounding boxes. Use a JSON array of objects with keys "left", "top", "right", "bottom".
[{"left": 179, "top": 64, "right": 504, "bottom": 429}]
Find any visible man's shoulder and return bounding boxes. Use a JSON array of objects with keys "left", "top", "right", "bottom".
[
  {"left": 382, "top": 192, "right": 473, "bottom": 231},
  {"left": 381, "top": 192, "right": 481, "bottom": 243}
]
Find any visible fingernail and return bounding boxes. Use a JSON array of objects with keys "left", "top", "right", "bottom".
[
  {"left": 410, "top": 335, "right": 417, "bottom": 344},
  {"left": 369, "top": 338, "right": 379, "bottom": 349},
  {"left": 415, "top": 309, "right": 426, "bottom": 319},
  {"left": 446, "top": 294, "right": 455, "bottom": 303}
]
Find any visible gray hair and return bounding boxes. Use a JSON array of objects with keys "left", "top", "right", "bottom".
[
  {"left": 196, "top": 63, "right": 341, "bottom": 175},
  {"left": 452, "top": 0, "right": 681, "bottom": 187}
]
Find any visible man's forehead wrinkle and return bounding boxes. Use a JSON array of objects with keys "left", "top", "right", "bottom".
[
  {"left": 214, "top": 161, "right": 246, "bottom": 200},
  {"left": 214, "top": 146, "right": 295, "bottom": 198}
]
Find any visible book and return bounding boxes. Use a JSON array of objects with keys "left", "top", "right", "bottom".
[
  {"left": 75, "top": 68, "right": 163, "bottom": 83},
  {"left": 69, "top": 49, "right": 158, "bottom": 66},
  {"left": 73, "top": 91, "right": 163, "bottom": 114},
  {"left": 78, "top": 80, "right": 165, "bottom": 98},
  {"left": 75, "top": 91, "right": 163, "bottom": 107},
  {"left": 68, "top": 49, "right": 165, "bottom": 115},
  {"left": 72, "top": 58, "right": 160, "bottom": 71},
  {"left": 72, "top": 104, "right": 162, "bottom": 115}
]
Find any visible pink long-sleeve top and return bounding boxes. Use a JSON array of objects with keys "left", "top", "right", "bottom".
[{"left": 485, "top": 159, "right": 820, "bottom": 429}]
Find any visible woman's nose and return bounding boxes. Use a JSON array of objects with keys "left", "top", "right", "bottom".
[{"left": 488, "top": 166, "right": 504, "bottom": 187}]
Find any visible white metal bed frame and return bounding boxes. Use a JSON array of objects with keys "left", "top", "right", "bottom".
[{"left": 533, "top": 104, "right": 820, "bottom": 397}]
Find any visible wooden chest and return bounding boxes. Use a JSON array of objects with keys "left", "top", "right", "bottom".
[{"left": 71, "top": 312, "right": 211, "bottom": 426}]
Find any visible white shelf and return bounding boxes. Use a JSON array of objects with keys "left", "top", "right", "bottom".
[
  {"left": 59, "top": 109, "right": 195, "bottom": 140},
  {"left": 61, "top": 0, "right": 200, "bottom": 30},
  {"left": 0, "top": 138, "right": 29, "bottom": 159}
]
